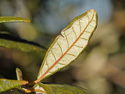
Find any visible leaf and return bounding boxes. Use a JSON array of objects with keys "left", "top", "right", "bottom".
[
  {"left": 0, "top": 33, "right": 46, "bottom": 53},
  {"left": 36, "top": 9, "right": 98, "bottom": 82},
  {"left": 0, "top": 38, "right": 45, "bottom": 53},
  {"left": 16, "top": 68, "right": 23, "bottom": 81},
  {"left": 34, "top": 83, "right": 46, "bottom": 94},
  {"left": 0, "top": 16, "right": 30, "bottom": 23},
  {"left": 0, "top": 79, "right": 28, "bottom": 93},
  {"left": 35, "top": 82, "right": 92, "bottom": 94}
]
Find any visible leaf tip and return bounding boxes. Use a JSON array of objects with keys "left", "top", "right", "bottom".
[
  {"left": 24, "top": 18, "right": 30, "bottom": 23},
  {"left": 27, "top": 19, "right": 31, "bottom": 23},
  {"left": 87, "top": 9, "right": 97, "bottom": 13},
  {"left": 22, "top": 81, "right": 29, "bottom": 85},
  {"left": 93, "top": 9, "right": 97, "bottom": 14}
]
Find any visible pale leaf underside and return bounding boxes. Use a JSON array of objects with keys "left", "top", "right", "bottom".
[{"left": 37, "top": 9, "right": 97, "bottom": 81}]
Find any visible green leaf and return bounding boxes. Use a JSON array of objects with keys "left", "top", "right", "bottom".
[
  {"left": 36, "top": 9, "right": 98, "bottom": 82},
  {"left": 16, "top": 68, "right": 23, "bottom": 81},
  {"left": 0, "top": 16, "right": 30, "bottom": 23},
  {"left": 0, "top": 79, "right": 28, "bottom": 93},
  {"left": 35, "top": 82, "right": 92, "bottom": 94},
  {"left": 0, "top": 38, "right": 45, "bottom": 52},
  {"left": 0, "top": 34, "right": 46, "bottom": 53}
]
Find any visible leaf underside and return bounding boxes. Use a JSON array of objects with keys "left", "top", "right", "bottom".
[
  {"left": 0, "top": 16, "right": 30, "bottom": 23},
  {"left": 35, "top": 83, "right": 92, "bottom": 94},
  {"left": 0, "top": 79, "right": 28, "bottom": 93},
  {"left": 37, "top": 9, "right": 98, "bottom": 81}
]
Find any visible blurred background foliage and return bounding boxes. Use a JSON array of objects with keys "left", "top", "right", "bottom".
[{"left": 0, "top": 0, "right": 125, "bottom": 94}]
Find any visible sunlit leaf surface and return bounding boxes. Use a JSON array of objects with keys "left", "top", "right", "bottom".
[
  {"left": 0, "top": 16, "right": 30, "bottom": 23},
  {"left": 37, "top": 9, "right": 98, "bottom": 82},
  {"left": 0, "top": 79, "right": 28, "bottom": 93}
]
